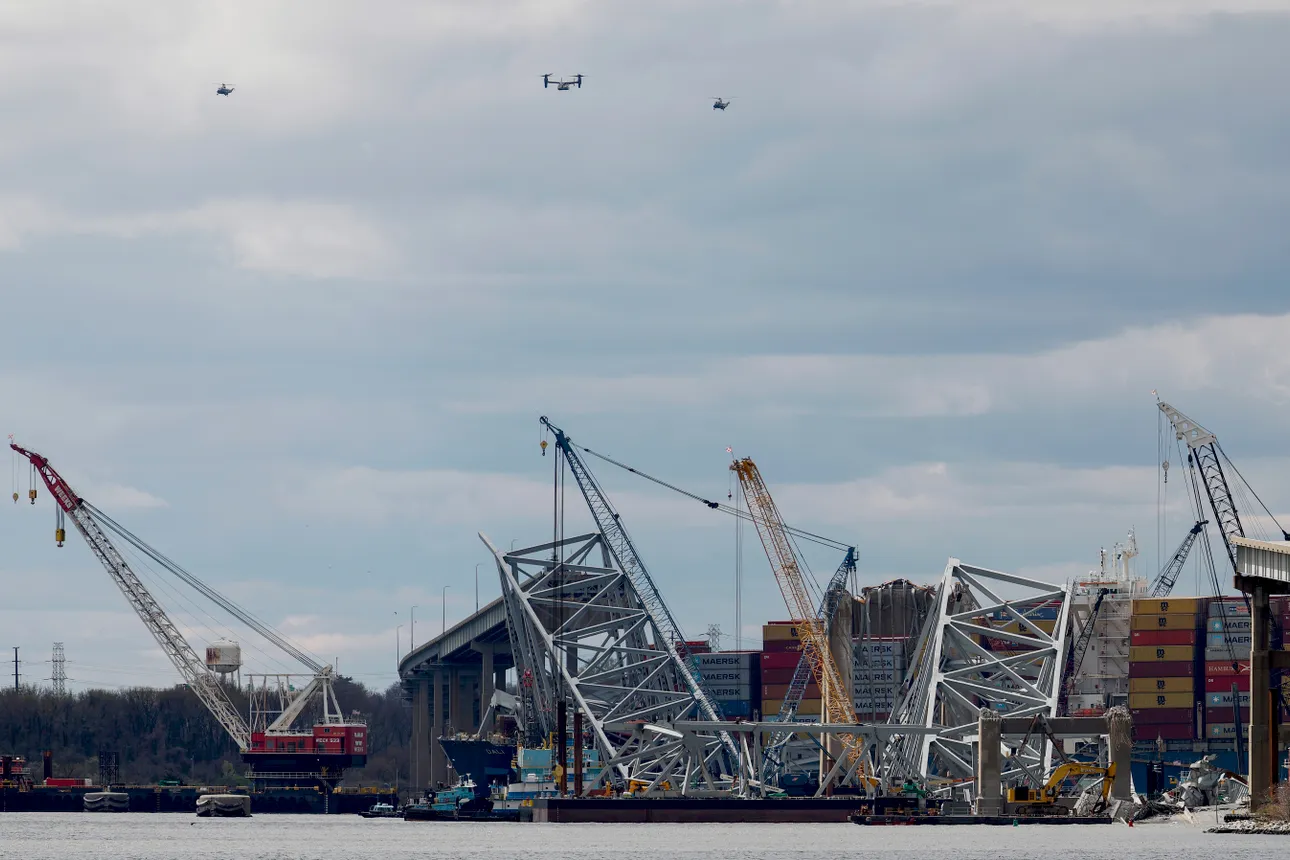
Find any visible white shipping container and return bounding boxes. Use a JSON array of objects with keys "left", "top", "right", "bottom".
[
  {"left": 855, "top": 692, "right": 900, "bottom": 702},
  {"left": 1207, "top": 617, "right": 1252, "bottom": 633},
  {"left": 853, "top": 670, "right": 902, "bottom": 685},
  {"left": 1205, "top": 647, "right": 1250, "bottom": 662},
  {"left": 695, "top": 669, "right": 757, "bottom": 685},
  {"left": 856, "top": 696, "right": 897, "bottom": 711},
  {"left": 1208, "top": 601, "right": 1251, "bottom": 617},
  {"left": 851, "top": 660, "right": 913, "bottom": 670},
  {"left": 694, "top": 653, "right": 760, "bottom": 669},
  {"left": 854, "top": 640, "right": 907, "bottom": 656}
]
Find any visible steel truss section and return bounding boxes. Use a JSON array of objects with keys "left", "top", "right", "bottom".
[
  {"left": 481, "top": 532, "right": 741, "bottom": 793},
  {"left": 883, "top": 558, "right": 1072, "bottom": 793},
  {"left": 602, "top": 720, "right": 942, "bottom": 798}
]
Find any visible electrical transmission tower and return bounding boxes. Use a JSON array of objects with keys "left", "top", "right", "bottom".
[{"left": 51, "top": 643, "right": 66, "bottom": 696}]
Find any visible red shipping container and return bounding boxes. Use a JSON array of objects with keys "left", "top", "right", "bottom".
[
  {"left": 760, "top": 668, "right": 798, "bottom": 685},
  {"left": 1133, "top": 723, "right": 1193, "bottom": 740},
  {"left": 761, "top": 640, "right": 803, "bottom": 654},
  {"left": 1130, "top": 629, "right": 1197, "bottom": 646},
  {"left": 1130, "top": 707, "right": 1194, "bottom": 725},
  {"left": 1205, "top": 674, "right": 1251, "bottom": 693},
  {"left": 1130, "top": 661, "right": 1195, "bottom": 678},
  {"left": 760, "top": 651, "right": 802, "bottom": 670},
  {"left": 1205, "top": 707, "right": 1249, "bottom": 724},
  {"left": 1205, "top": 660, "right": 1251, "bottom": 676}
]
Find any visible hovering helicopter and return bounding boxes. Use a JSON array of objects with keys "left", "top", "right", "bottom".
[
  {"left": 542, "top": 74, "right": 583, "bottom": 91},
  {"left": 215, "top": 83, "right": 235, "bottom": 96},
  {"left": 712, "top": 97, "right": 734, "bottom": 111}
]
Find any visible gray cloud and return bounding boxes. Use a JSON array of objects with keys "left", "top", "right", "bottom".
[{"left": 3, "top": 1, "right": 1290, "bottom": 688}]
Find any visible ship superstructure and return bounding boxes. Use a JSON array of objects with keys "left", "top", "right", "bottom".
[{"left": 1067, "top": 532, "right": 1148, "bottom": 715}]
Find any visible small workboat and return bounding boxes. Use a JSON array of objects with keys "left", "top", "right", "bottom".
[{"left": 361, "top": 801, "right": 400, "bottom": 818}]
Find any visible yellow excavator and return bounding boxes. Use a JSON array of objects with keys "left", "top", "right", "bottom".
[{"left": 1006, "top": 762, "right": 1116, "bottom": 816}]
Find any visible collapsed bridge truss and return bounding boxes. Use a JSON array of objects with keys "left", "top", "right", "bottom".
[
  {"left": 482, "top": 532, "right": 743, "bottom": 794},
  {"left": 883, "top": 558, "right": 1072, "bottom": 793}
]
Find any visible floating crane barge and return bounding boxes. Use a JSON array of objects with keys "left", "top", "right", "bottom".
[{"left": 10, "top": 442, "right": 370, "bottom": 799}]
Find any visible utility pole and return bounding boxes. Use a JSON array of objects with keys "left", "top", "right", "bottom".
[
  {"left": 51, "top": 643, "right": 66, "bottom": 696},
  {"left": 12, "top": 646, "right": 20, "bottom": 691}
]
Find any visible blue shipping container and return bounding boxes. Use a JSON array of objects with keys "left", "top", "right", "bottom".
[{"left": 716, "top": 700, "right": 755, "bottom": 719}]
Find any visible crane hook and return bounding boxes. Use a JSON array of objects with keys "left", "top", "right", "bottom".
[{"left": 540, "top": 439, "right": 548, "bottom": 457}]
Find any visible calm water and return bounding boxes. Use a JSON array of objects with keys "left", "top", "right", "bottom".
[{"left": 0, "top": 813, "right": 1282, "bottom": 859}]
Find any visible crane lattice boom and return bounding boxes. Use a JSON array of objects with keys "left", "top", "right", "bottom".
[
  {"left": 540, "top": 418, "right": 737, "bottom": 763},
  {"left": 1148, "top": 520, "right": 1207, "bottom": 598},
  {"left": 1158, "top": 402, "right": 1244, "bottom": 576},
  {"left": 731, "top": 458, "right": 867, "bottom": 781},
  {"left": 11, "top": 443, "right": 250, "bottom": 750}
]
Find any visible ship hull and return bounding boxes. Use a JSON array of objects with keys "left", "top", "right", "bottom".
[{"left": 438, "top": 738, "right": 516, "bottom": 795}]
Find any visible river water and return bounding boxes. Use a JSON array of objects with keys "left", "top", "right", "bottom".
[{"left": 0, "top": 813, "right": 1283, "bottom": 859}]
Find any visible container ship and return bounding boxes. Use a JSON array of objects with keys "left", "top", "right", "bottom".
[{"left": 1124, "top": 594, "right": 1290, "bottom": 790}]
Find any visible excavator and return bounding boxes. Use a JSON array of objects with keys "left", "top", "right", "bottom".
[{"left": 1007, "top": 762, "right": 1116, "bottom": 816}]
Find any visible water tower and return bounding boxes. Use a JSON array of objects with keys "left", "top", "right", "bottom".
[{"left": 205, "top": 640, "right": 243, "bottom": 687}]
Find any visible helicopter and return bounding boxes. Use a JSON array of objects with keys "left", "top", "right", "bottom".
[
  {"left": 215, "top": 83, "right": 235, "bottom": 96},
  {"left": 712, "top": 97, "right": 733, "bottom": 111},
  {"left": 542, "top": 74, "right": 583, "bottom": 91}
]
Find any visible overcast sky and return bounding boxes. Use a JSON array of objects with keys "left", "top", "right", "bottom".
[{"left": 2, "top": 0, "right": 1290, "bottom": 693}]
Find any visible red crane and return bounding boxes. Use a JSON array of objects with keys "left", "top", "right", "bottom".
[{"left": 10, "top": 441, "right": 368, "bottom": 787}]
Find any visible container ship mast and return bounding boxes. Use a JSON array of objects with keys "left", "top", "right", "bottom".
[{"left": 10, "top": 442, "right": 367, "bottom": 788}]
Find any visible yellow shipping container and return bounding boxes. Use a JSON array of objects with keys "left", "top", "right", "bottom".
[
  {"left": 1130, "top": 614, "right": 1199, "bottom": 631},
  {"left": 1129, "top": 692, "right": 1195, "bottom": 709},
  {"left": 1132, "top": 598, "right": 1202, "bottom": 616},
  {"left": 762, "top": 624, "right": 803, "bottom": 642},
  {"left": 1129, "top": 645, "right": 1196, "bottom": 662},
  {"left": 762, "top": 698, "right": 821, "bottom": 715},
  {"left": 1129, "top": 677, "right": 1196, "bottom": 694}
]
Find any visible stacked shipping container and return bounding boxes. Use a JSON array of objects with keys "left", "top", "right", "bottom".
[
  {"left": 1204, "top": 597, "right": 1251, "bottom": 739},
  {"left": 853, "top": 638, "right": 905, "bottom": 719},
  {"left": 1197, "top": 596, "right": 1290, "bottom": 738},
  {"left": 761, "top": 622, "right": 818, "bottom": 717},
  {"left": 1128, "top": 597, "right": 1204, "bottom": 741},
  {"left": 690, "top": 651, "right": 762, "bottom": 720},
  {"left": 974, "top": 601, "right": 1060, "bottom": 653},
  {"left": 760, "top": 622, "right": 912, "bottom": 720}
]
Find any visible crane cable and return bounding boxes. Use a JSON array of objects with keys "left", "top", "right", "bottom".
[
  {"left": 570, "top": 441, "right": 853, "bottom": 553},
  {"left": 84, "top": 501, "right": 325, "bottom": 673}
]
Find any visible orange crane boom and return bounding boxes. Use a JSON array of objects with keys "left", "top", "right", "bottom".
[{"left": 731, "top": 457, "right": 869, "bottom": 786}]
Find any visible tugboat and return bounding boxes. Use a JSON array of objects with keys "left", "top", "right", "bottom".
[
  {"left": 487, "top": 743, "right": 605, "bottom": 819},
  {"left": 404, "top": 778, "right": 491, "bottom": 821}
]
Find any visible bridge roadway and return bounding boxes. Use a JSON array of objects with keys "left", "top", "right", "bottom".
[
  {"left": 398, "top": 596, "right": 512, "bottom": 792},
  {"left": 1232, "top": 536, "right": 1290, "bottom": 805}
]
